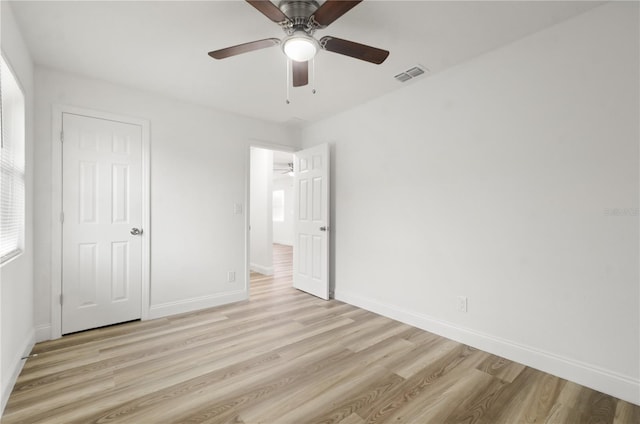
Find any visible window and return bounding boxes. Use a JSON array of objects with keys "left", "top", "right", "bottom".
[
  {"left": 1, "top": 56, "right": 26, "bottom": 264},
  {"left": 273, "top": 190, "right": 285, "bottom": 222}
]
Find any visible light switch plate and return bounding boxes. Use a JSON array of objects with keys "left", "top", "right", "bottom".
[{"left": 457, "top": 296, "right": 468, "bottom": 313}]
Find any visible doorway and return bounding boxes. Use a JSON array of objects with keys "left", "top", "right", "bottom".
[
  {"left": 249, "top": 147, "right": 295, "bottom": 288},
  {"left": 248, "top": 144, "right": 331, "bottom": 300}
]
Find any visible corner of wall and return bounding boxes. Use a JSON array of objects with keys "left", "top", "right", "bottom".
[
  {"left": 34, "top": 324, "right": 52, "bottom": 343},
  {"left": 1, "top": 329, "right": 35, "bottom": 414}
]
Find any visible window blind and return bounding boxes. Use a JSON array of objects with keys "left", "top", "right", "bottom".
[{"left": 1, "top": 57, "right": 26, "bottom": 264}]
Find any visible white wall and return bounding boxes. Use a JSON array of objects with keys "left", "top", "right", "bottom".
[
  {"left": 273, "top": 176, "right": 294, "bottom": 246},
  {"left": 33, "top": 68, "right": 298, "bottom": 333},
  {"left": 0, "top": 1, "right": 36, "bottom": 412},
  {"left": 249, "top": 147, "right": 273, "bottom": 275},
  {"left": 302, "top": 3, "right": 639, "bottom": 404}
]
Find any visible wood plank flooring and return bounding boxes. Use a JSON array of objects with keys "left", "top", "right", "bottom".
[{"left": 3, "top": 244, "right": 639, "bottom": 423}]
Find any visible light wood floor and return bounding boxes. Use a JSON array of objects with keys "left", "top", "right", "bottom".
[{"left": 4, "top": 244, "right": 639, "bottom": 423}]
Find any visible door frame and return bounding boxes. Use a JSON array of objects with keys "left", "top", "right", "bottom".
[
  {"left": 50, "top": 105, "right": 151, "bottom": 339},
  {"left": 245, "top": 140, "right": 297, "bottom": 296}
]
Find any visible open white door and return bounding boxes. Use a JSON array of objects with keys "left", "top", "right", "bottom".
[{"left": 293, "top": 143, "right": 330, "bottom": 300}]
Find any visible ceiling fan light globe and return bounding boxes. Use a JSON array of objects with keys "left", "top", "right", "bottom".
[{"left": 283, "top": 37, "right": 317, "bottom": 62}]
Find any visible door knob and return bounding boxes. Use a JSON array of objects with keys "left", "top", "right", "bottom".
[
  {"left": 130, "top": 228, "right": 142, "bottom": 235},
  {"left": 320, "top": 226, "right": 328, "bottom": 232}
]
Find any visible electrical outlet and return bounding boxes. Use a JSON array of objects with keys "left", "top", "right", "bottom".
[
  {"left": 227, "top": 271, "right": 236, "bottom": 283},
  {"left": 457, "top": 296, "right": 468, "bottom": 313}
]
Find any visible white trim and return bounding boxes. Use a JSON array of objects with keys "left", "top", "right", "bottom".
[
  {"left": 249, "top": 263, "right": 274, "bottom": 276},
  {"left": 335, "top": 288, "right": 640, "bottom": 406},
  {"left": 244, "top": 146, "right": 250, "bottom": 298},
  {"left": 148, "top": 290, "right": 247, "bottom": 320},
  {"left": 140, "top": 120, "right": 151, "bottom": 321},
  {"left": 247, "top": 138, "right": 298, "bottom": 153},
  {"left": 1, "top": 329, "right": 35, "bottom": 414},
  {"left": 50, "top": 105, "right": 151, "bottom": 339},
  {"left": 35, "top": 324, "right": 52, "bottom": 343},
  {"left": 51, "top": 105, "right": 63, "bottom": 339}
]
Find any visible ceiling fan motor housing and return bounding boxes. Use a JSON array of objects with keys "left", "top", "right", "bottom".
[
  {"left": 278, "top": 0, "right": 319, "bottom": 20},
  {"left": 278, "top": 0, "right": 321, "bottom": 35}
]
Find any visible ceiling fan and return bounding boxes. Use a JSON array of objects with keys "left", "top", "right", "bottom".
[
  {"left": 208, "top": 0, "right": 389, "bottom": 87},
  {"left": 274, "top": 162, "right": 295, "bottom": 174}
]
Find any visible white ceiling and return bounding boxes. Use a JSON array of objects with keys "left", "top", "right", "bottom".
[{"left": 10, "top": 0, "right": 602, "bottom": 126}]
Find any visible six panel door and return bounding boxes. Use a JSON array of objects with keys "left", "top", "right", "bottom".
[
  {"left": 62, "top": 113, "right": 143, "bottom": 334},
  {"left": 293, "top": 143, "right": 330, "bottom": 300}
]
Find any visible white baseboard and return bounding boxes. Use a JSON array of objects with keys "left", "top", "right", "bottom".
[
  {"left": 148, "top": 290, "right": 248, "bottom": 320},
  {"left": 35, "top": 324, "right": 52, "bottom": 342},
  {"left": 250, "top": 263, "right": 274, "bottom": 276},
  {"left": 335, "top": 289, "right": 640, "bottom": 406},
  {"left": 1, "top": 328, "right": 36, "bottom": 414},
  {"left": 33, "top": 290, "right": 250, "bottom": 340}
]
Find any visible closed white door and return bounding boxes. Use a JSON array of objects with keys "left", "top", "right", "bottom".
[
  {"left": 62, "top": 113, "right": 143, "bottom": 334},
  {"left": 293, "top": 143, "right": 330, "bottom": 300}
]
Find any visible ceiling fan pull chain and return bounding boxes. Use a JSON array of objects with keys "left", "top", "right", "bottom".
[
  {"left": 311, "top": 58, "right": 316, "bottom": 95},
  {"left": 286, "top": 59, "right": 291, "bottom": 104}
]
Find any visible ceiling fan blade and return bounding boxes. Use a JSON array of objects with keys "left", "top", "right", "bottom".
[
  {"left": 312, "top": 0, "right": 362, "bottom": 27},
  {"left": 292, "top": 60, "right": 309, "bottom": 87},
  {"left": 246, "top": 0, "right": 290, "bottom": 23},
  {"left": 320, "top": 36, "right": 389, "bottom": 64},
  {"left": 208, "top": 38, "right": 280, "bottom": 59}
]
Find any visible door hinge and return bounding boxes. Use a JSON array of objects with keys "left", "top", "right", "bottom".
[
  {"left": 60, "top": 212, "right": 64, "bottom": 224},
  {"left": 59, "top": 294, "right": 63, "bottom": 305},
  {"left": 60, "top": 131, "right": 64, "bottom": 142}
]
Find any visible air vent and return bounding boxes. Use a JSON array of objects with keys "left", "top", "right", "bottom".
[
  {"left": 394, "top": 65, "right": 429, "bottom": 83},
  {"left": 394, "top": 73, "right": 412, "bottom": 82},
  {"left": 406, "top": 66, "right": 425, "bottom": 77}
]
